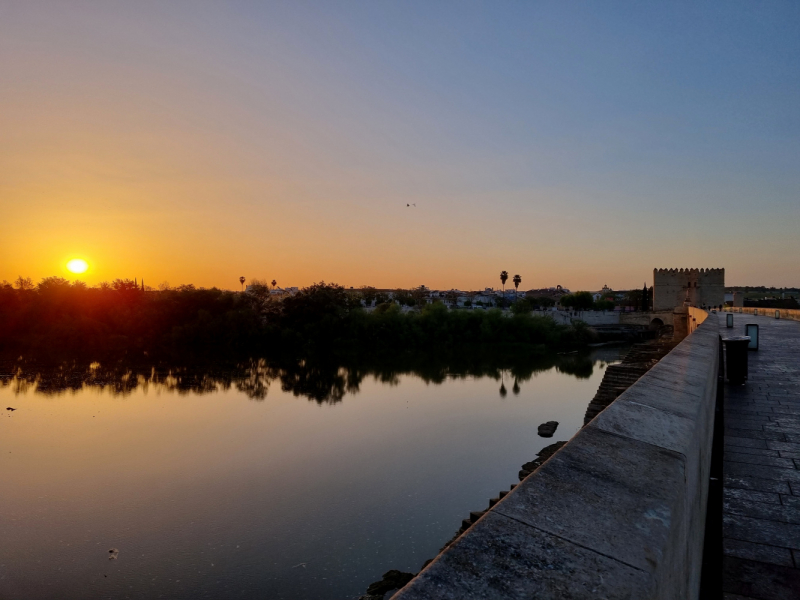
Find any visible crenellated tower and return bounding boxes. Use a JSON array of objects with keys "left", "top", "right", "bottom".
[{"left": 652, "top": 268, "right": 725, "bottom": 311}]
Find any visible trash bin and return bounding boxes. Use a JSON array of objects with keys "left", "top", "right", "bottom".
[{"left": 722, "top": 336, "right": 750, "bottom": 384}]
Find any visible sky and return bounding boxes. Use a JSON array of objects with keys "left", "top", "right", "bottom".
[{"left": 1, "top": 1, "right": 799, "bottom": 291}]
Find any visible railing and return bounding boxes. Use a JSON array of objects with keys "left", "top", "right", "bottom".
[
  {"left": 723, "top": 306, "right": 800, "bottom": 322},
  {"left": 395, "top": 311, "right": 719, "bottom": 600}
]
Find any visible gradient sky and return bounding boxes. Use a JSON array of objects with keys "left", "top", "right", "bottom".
[{"left": 2, "top": 1, "right": 799, "bottom": 291}]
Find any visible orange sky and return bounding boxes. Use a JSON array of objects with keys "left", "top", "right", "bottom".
[{"left": 2, "top": 4, "right": 798, "bottom": 292}]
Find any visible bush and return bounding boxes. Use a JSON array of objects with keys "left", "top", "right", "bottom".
[{"left": 0, "top": 280, "right": 592, "bottom": 360}]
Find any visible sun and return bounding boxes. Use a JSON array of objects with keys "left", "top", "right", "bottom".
[{"left": 66, "top": 258, "right": 89, "bottom": 274}]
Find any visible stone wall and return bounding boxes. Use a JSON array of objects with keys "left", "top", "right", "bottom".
[
  {"left": 653, "top": 268, "right": 725, "bottom": 311},
  {"left": 724, "top": 306, "right": 800, "bottom": 323},
  {"left": 394, "top": 312, "right": 720, "bottom": 600}
]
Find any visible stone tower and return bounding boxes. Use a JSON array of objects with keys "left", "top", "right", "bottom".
[{"left": 653, "top": 268, "right": 725, "bottom": 311}]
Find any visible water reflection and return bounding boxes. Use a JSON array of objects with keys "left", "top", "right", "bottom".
[
  {"left": 0, "top": 344, "right": 629, "bottom": 600},
  {"left": 0, "top": 346, "right": 626, "bottom": 404}
]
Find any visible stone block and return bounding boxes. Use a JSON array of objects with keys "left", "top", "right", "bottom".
[
  {"left": 723, "top": 556, "right": 800, "bottom": 600},
  {"left": 723, "top": 446, "right": 779, "bottom": 457},
  {"left": 725, "top": 452, "right": 796, "bottom": 469},
  {"left": 722, "top": 538, "right": 794, "bottom": 567},
  {"left": 493, "top": 427, "right": 687, "bottom": 574},
  {"left": 396, "top": 512, "right": 651, "bottom": 600},
  {"left": 723, "top": 487, "right": 781, "bottom": 505},
  {"left": 724, "top": 495, "right": 800, "bottom": 525},
  {"left": 723, "top": 474, "right": 791, "bottom": 495},
  {"left": 725, "top": 462, "right": 800, "bottom": 484},
  {"left": 723, "top": 513, "right": 800, "bottom": 549},
  {"left": 725, "top": 436, "right": 768, "bottom": 449}
]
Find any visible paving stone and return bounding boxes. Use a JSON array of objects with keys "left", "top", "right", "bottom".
[
  {"left": 769, "top": 416, "right": 800, "bottom": 426},
  {"left": 764, "top": 422, "right": 800, "bottom": 435},
  {"left": 724, "top": 495, "right": 800, "bottom": 525},
  {"left": 725, "top": 446, "right": 780, "bottom": 458},
  {"left": 724, "top": 488, "right": 781, "bottom": 505},
  {"left": 720, "top": 315, "right": 800, "bottom": 598},
  {"left": 766, "top": 440, "right": 800, "bottom": 453},
  {"left": 725, "top": 429, "right": 786, "bottom": 442},
  {"left": 723, "top": 538, "right": 794, "bottom": 567},
  {"left": 726, "top": 436, "right": 768, "bottom": 449},
  {"left": 780, "top": 495, "right": 800, "bottom": 509},
  {"left": 726, "top": 410, "right": 769, "bottom": 418},
  {"left": 730, "top": 419, "right": 769, "bottom": 431},
  {"left": 723, "top": 556, "right": 800, "bottom": 600},
  {"left": 725, "top": 452, "right": 796, "bottom": 469},
  {"left": 724, "top": 462, "right": 800, "bottom": 484},
  {"left": 724, "top": 508, "right": 800, "bottom": 551},
  {"left": 724, "top": 474, "right": 791, "bottom": 495},
  {"left": 769, "top": 407, "right": 800, "bottom": 416}
]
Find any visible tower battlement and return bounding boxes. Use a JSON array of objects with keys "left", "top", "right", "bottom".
[{"left": 653, "top": 268, "right": 725, "bottom": 311}]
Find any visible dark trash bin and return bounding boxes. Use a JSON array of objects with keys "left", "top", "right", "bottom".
[{"left": 722, "top": 336, "right": 750, "bottom": 385}]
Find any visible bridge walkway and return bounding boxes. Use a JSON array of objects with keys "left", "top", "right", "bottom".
[{"left": 719, "top": 314, "right": 800, "bottom": 599}]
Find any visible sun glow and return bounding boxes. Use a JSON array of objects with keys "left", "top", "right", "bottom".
[{"left": 66, "top": 259, "right": 89, "bottom": 274}]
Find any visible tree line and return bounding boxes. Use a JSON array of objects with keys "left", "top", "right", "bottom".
[{"left": 0, "top": 278, "right": 596, "bottom": 360}]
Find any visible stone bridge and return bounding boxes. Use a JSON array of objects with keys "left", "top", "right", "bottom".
[{"left": 392, "top": 308, "right": 800, "bottom": 599}]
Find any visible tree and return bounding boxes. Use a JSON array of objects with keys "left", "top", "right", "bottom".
[
  {"left": 530, "top": 296, "right": 555, "bottom": 308},
  {"left": 360, "top": 286, "right": 377, "bottom": 307},
  {"left": 271, "top": 279, "right": 277, "bottom": 289},
  {"left": 240, "top": 276, "right": 246, "bottom": 291},
  {"left": 37, "top": 276, "right": 71, "bottom": 293},
  {"left": 641, "top": 282, "right": 648, "bottom": 312},
  {"left": 500, "top": 271, "right": 508, "bottom": 302},
  {"left": 560, "top": 292, "right": 594, "bottom": 311},
  {"left": 14, "top": 276, "right": 34, "bottom": 291},
  {"left": 513, "top": 274, "right": 521, "bottom": 296},
  {"left": 511, "top": 298, "right": 534, "bottom": 315}
]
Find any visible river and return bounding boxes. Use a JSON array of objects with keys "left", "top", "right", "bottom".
[{"left": 0, "top": 346, "right": 627, "bottom": 600}]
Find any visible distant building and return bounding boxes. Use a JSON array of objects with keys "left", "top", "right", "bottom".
[
  {"left": 592, "top": 285, "right": 613, "bottom": 302},
  {"left": 525, "top": 286, "right": 569, "bottom": 301},
  {"left": 653, "top": 268, "right": 725, "bottom": 310}
]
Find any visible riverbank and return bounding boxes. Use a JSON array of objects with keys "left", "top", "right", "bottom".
[{"left": 0, "top": 283, "right": 597, "bottom": 360}]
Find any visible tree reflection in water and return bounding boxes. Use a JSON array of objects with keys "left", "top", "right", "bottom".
[{"left": 0, "top": 346, "right": 626, "bottom": 404}]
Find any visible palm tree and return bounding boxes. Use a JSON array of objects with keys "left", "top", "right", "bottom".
[
  {"left": 271, "top": 279, "right": 277, "bottom": 289},
  {"left": 500, "top": 271, "right": 508, "bottom": 306},
  {"left": 239, "top": 276, "right": 245, "bottom": 291},
  {"left": 513, "top": 274, "right": 521, "bottom": 298}
]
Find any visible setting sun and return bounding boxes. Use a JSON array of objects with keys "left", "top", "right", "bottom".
[{"left": 66, "top": 259, "right": 89, "bottom": 274}]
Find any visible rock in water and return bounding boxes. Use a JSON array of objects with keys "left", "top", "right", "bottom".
[
  {"left": 519, "top": 441, "right": 567, "bottom": 480},
  {"left": 537, "top": 421, "right": 558, "bottom": 437},
  {"left": 366, "top": 570, "right": 416, "bottom": 595}
]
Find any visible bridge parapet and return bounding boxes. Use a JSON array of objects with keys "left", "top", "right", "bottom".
[
  {"left": 724, "top": 306, "right": 800, "bottom": 323},
  {"left": 395, "top": 312, "right": 719, "bottom": 600}
]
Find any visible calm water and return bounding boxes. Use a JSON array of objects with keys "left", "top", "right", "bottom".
[{"left": 0, "top": 347, "right": 626, "bottom": 600}]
